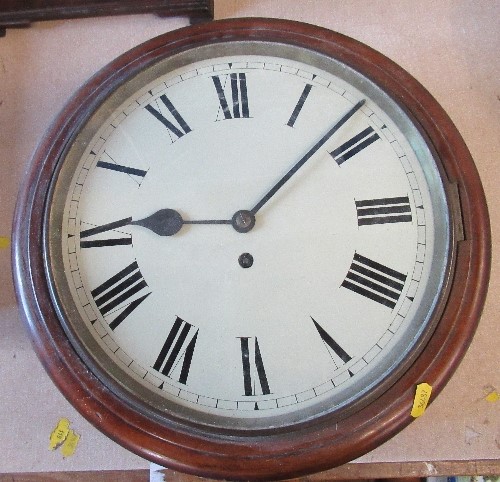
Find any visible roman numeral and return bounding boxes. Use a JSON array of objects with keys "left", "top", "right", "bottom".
[
  {"left": 153, "top": 317, "right": 198, "bottom": 385},
  {"left": 239, "top": 337, "right": 270, "bottom": 396},
  {"left": 96, "top": 152, "right": 147, "bottom": 185},
  {"left": 80, "top": 217, "right": 132, "bottom": 248},
  {"left": 356, "top": 196, "right": 412, "bottom": 226},
  {"left": 330, "top": 126, "right": 380, "bottom": 165},
  {"left": 311, "top": 317, "right": 351, "bottom": 366},
  {"left": 287, "top": 83, "right": 312, "bottom": 127},
  {"left": 96, "top": 160, "right": 147, "bottom": 178},
  {"left": 341, "top": 253, "right": 406, "bottom": 309},
  {"left": 145, "top": 94, "right": 192, "bottom": 141},
  {"left": 91, "top": 261, "right": 151, "bottom": 330},
  {"left": 212, "top": 73, "right": 250, "bottom": 120}
]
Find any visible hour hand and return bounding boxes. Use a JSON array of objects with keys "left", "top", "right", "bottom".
[
  {"left": 131, "top": 209, "right": 231, "bottom": 236},
  {"left": 80, "top": 209, "right": 254, "bottom": 241}
]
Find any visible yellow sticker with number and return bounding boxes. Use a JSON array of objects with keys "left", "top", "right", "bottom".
[
  {"left": 60, "top": 429, "right": 80, "bottom": 457},
  {"left": 0, "top": 237, "right": 10, "bottom": 249},
  {"left": 49, "top": 418, "right": 71, "bottom": 450},
  {"left": 411, "top": 382, "right": 432, "bottom": 418},
  {"left": 485, "top": 391, "right": 499, "bottom": 402}
]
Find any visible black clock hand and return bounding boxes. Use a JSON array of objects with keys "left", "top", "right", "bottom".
[
  {"left": 250, "top": 99, "right": 366, "bottom": 215},
  {"left": 80, "top": 209, "right": 252, "bottom": 239},
  {"left": 92, "top": 101, "right": 365, "bottom": 239},
  {"left": 130, "top": 209, "right": 232, "bottom": 236}
]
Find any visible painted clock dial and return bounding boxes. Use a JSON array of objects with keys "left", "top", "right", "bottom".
[
  {"left": 50, "top": 48, "right": 448, "bottom": 426},
  {"left": 13, "top": 18, "right": 490, "bottom": 480}
]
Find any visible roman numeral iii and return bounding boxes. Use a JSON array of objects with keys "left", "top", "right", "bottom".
[
  {"left": 341, "top": 253, "right": 406, "bottom": 309},
  {"left": 356, "top": 196, "right": 412, "bottom": 226},
  {"left": 91, "top": 261, "right": 151, "bottom": 330},
  {"left": 330, "top": 126, "right": 380, "bottom": 165},
  {"left": 239, "top": 337, "right": 270, "bottom": 396},
  {"left": 212, "top": 73, "right": 250, "bottom": 120},
  {"left": 153, "top": 317, "right": 198, "bottom": 385},
  {"left": 145, "top": 94, "right": 192, "bottom": 141}
]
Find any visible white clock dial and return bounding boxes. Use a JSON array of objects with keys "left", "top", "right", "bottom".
[{"left": 48, "top": 45, "right": 449, "bottom": 429}]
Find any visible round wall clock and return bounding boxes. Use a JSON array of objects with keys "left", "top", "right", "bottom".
[{"left": 12, "top": 18, "right": 490, "bottom": 480}]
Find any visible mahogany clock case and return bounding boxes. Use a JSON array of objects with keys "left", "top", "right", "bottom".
[{"left": 11, "top": 18, "right": 491, "bottom": 481}]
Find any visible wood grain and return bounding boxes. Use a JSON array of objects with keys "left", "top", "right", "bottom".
[
  {"left": 2, "top": 460, "right": 499, "bottom": 481},
  {"left": 0, "top": 0, "right": 214, "bottom": 35}
]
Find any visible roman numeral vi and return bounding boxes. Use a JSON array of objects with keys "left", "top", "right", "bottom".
[{"left": 239, "top": 337, "right": 270, "bottom": 396}]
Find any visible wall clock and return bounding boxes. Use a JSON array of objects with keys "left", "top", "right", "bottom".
[{"left": 12, "top": 18, "right": 490, "bottom": 480}]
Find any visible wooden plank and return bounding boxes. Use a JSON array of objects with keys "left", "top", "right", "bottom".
[
  {"left": 296, "top": 460, "right": 500, "bottom": 480},
  {"left": 0, "top": 0, "right": 214, "bottom": 35},
  {"left": 2, "top": 460, "right": 499, "bottom": 482},
  {"left": 0, "top": 470, "right": 149, "bottom": 482}
]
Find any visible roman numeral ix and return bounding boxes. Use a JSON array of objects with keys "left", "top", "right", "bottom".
[
  {"left": 153, "top": 317, "right": 198, "bottom": 385},
  {"left": 239, "top": 337, "right": 270, "bottom": 396},
  {"left": 145, "top": 94, "right": 192, "bottom": 141},
  {"left": 356, "top": 196, "right": 412, "bottom": 226},
  {"left": 341, "top": 253, "right": 407, "bottom": 309},
  {"left": 330, "top": 126, "right": 380, "bottom": 165},
  {"left": 80, "top": 217, "right": 132, "bottom": 248},
  {"left": 91, "top": 261, "right": 151, "bottom": 330},
  {"left": 212, "top": 73, "right": 250, "bottom": 120}
]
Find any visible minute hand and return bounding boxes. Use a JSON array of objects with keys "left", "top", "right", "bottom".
[{"left": 250, "top": 99, "right": 366, "bottom": 215}]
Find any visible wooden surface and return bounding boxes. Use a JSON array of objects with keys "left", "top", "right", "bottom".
[
  {"left": 1, "top": 460, "right": 500, "bottom": 481},
  {"left": 0, "top": 0, "right": 214, "bottom": 33},
  {"left": 0, "top": 0, "right": 498, "bottom": 479}
]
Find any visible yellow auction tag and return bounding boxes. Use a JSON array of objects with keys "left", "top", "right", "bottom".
[
  {"left": 411, "top": 382, "right": 432, "bottom": 418},
  {"left": 49, "top": 418, "right": 71, "bottom": 450},
  {"left": 60, "top": 429, "right": 80, "bottom": 458},
  {"left": 0, "top": 237, "right": 10, "bottom": 249},
  {"left": 485, "top": 391, "right": 499, "bottom": 402}
]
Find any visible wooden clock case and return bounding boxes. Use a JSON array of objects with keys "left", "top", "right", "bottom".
[{"left": 11, "top": 18, "right": 490, "bottom": 481}]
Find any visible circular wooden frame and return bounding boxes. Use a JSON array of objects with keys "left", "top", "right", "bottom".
[{"left": 12, "top": 18, "right": 490, "bottom": 480}]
